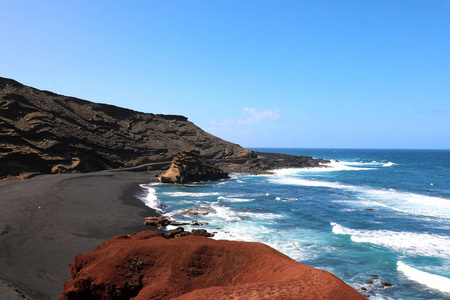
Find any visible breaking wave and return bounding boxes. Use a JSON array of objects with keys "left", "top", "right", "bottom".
[
  {"left": 397, "top": 261, "right": 450, "bottom": 293},
  {"left": 331, "top": 222, "right": 450, "bottom": 259}
]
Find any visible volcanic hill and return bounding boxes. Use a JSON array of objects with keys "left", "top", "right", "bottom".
[{"left": 0, "top": 77, "right": 245, "bottom": 179}]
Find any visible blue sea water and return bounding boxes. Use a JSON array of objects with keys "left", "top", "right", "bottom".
[{"left": 137, "top": 148, "right": 450, "bottom": 299}]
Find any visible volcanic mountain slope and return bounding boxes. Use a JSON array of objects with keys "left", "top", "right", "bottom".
[{"left": 0, "top": 77, "right": 245, "bottom": 178}]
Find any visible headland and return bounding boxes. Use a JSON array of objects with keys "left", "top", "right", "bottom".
[{"left": 0, "top": 77, "right": 362, "bottom": 299}]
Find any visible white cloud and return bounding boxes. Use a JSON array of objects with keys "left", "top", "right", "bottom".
[{"left": 211, "top": 107, "right": 282, "bottom": 126}]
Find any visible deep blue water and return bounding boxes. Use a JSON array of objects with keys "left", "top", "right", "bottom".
[{"left": 138, "top": 148, "right": 450, "bottom": 299}]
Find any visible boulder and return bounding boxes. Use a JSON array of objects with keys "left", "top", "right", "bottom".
[
  {"left": 143, "top": 216, "right": 170, "bottom": 227},
  {"left": 190, "top": 221, "right": 209, "bottom": 226},
  {"left": 158, "top": 150, "right": 229, "bottom": 184},
  {"left": 191, "top": 229, "right": 214, "bottom": 237},
  {"left": 175, "top": 231, "right": 191, "bottom": 238},
  {"left": 164, "top": 227, "right": 185, "bottom": 239}
]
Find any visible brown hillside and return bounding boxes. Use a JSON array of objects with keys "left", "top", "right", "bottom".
[{"left": 0, "top": 77, "right": 244, "bottom": 178}]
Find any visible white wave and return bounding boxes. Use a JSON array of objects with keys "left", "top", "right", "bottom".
[
  {"left": 269, "top": 176, "right": 450, "bottom": 219},
  {"left": 209, "top": 204, "right": 242, "bottom": 222},
  {"left": 237, "top": 211, "right": 284, "bottom": 220},
  {"left": 325, "top": 160, "right": 376, "bottom": 171},
  {"left": 213, "top": 223, "right": 266, "bottom": 242},
  {"left": 331, "top": 222, "right": 450, "bottom": 259},
  {"left": 228, "top": 173, "right": 242, "bottom": 180},
  {"left": 272, "top": 160, "right": 396, "bottom": 175},
  {"left": 342, "top": 208, "right": 357, "bottom": 212},
  {"left": 213, "top": 225, "right": 319, "bottom": 261},
  {"left": 366, "top": 190, "right": 450, "bottom": 219},
  {"left": 138, "top": 184, "right": 164, "bottom": 213},
  {"left": 269, "top": 176, "right": 354, "bottom": 189},
  {"left": 217, "top": 196, "right": 253, "bottom": 202},
  {"left": 163, "top": 192, "right": 220, "bottom": 197},
  {"left": 276, "top": 196, "right": 298, "bottom": 202},
  {"left": 397, "top": 261, "right": 450, "bottom": 293}
]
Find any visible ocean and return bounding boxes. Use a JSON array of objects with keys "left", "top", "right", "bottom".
[{"left": 137, "top": 148, "right": 450, "bottom": 300}]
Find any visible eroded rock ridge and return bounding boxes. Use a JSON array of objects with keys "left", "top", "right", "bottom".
[{"left": 0, "top": 77, "right": 244, "bottom": 179}]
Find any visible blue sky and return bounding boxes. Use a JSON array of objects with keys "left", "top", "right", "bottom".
[{"left": 1, "top": 1, "right": 449, "bottom": 149}]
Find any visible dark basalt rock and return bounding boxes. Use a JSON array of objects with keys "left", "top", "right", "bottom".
[
  {"left": 0, "top": 77, "right": 245, "bottom": 179},
  {"left": 213, "top": 151, "right": 331, "bottom": 174},
  {"left": 191, "top": 229, "right": 214, "bottom": 237},
  {"left": 143, "top": 216, "right": 190, "bottom": 228},
  {"left": 158, "top": 150, "right": 229, "bottom": 183},
  {"left": 164, "top": 227, "right": 185, "bottom": 239},
  {"left": 143, "top": 216, "right": 170, "bottom": 227}
]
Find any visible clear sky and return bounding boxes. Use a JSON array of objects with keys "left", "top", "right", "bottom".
[{"left": 1, "top": 1, "right": 449, "bottom": 149}]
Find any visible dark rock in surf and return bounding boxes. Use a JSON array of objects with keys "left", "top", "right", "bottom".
[{"left": 143, "top": 216, "right": 170, "bottom": 227}]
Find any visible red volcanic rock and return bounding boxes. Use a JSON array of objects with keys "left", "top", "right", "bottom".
[{"left": 61, "top": 231, "right": 365, "bottom": 300}]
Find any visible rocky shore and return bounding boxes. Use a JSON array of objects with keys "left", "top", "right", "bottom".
[
  {"left": 0, "top": 77, "right": 360, "bottom": 299},
  {"left": 0, "top": 158, "right": 365, "bottom": 300},
  {"left": 0, "top": 77, "right": 329, "bottom": 180}
]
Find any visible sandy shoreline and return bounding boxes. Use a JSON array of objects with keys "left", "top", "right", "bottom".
[{"left": 0, "top": 171, "right": 159, "bottom": 300}]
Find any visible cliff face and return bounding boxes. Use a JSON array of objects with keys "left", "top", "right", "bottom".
[
  {"left": 61, "top": 231, "right": 366, "bottom": 300},
  {"left": 0, "top": 77, "right": 244, "bottom": 178}
]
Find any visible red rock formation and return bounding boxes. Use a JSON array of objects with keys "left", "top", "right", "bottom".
[
  {"left": 158, "top": 150, "right": 229, "bottom": 183},
  {"left": 61, "top": 231, "right": 366, "bottom": 300}
]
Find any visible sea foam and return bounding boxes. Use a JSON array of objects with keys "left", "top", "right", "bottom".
[
  {"left": 138, "top": 183, "right": 164, "bottom": 213},
  {"left": 163, "top": 192, "right": 220, "bottom": 197},
  {"left": 217, "top": 196, "right": 254, "bottom": 202},
  {"left": 272, "top": 160, "right": 395, "bottom": 175},
  {"left": 269, "top": 174, "right": 450, "bottom": 219},
  {"left": 397, "top": 261, "right": 450, "bottom": 293},
  {"left": 331, "top": 222, "right": 450, "bottom": 259}
]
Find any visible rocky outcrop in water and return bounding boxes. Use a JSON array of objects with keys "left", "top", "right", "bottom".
[
  {"left": 214, "top": 151, "right": 330, "bottom": 174},
  {"left": 157, "top": 150, "right": 229, "bottom": 183},
  {"left": 0, "top": 77, "right": 245, "bottom": 179},
  {"left": 60, "top": 231, "right": 366, "bottom": 300}
]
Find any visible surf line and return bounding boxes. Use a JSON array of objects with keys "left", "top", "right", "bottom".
[{"left": 397, "top": 261, "right": 450, "bottom": 294}]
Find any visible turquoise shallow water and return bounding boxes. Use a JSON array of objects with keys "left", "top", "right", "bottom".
[{"left": 138, "top": 148, "right": 450, "bottom": 299}]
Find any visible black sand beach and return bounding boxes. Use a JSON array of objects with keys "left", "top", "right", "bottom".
[{"left": 0, "top": 171, "right": 159, "bottom": 299}]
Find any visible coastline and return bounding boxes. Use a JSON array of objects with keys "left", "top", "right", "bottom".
[
  {"left": 0, "top": 154, "right": 347, "bottom": 299},
  {"left": 0, "top": 171, "right": 159, "bottom": 299}
]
